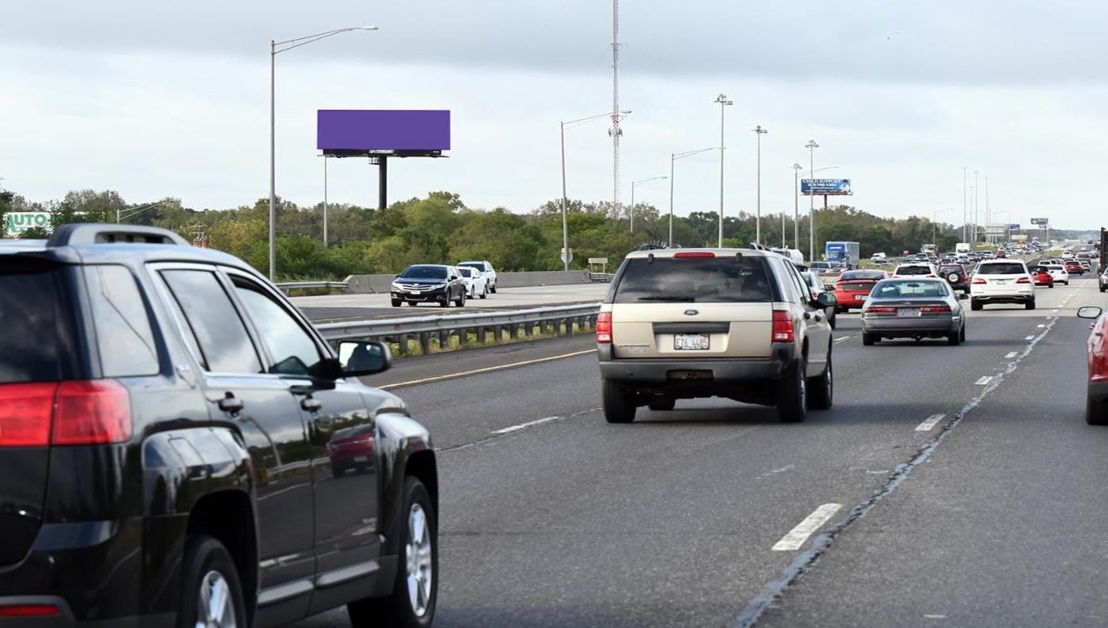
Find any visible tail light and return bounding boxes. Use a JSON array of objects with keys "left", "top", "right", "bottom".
[
  {"left": 772, "top": 309, "right": 795, "bottom": 342},
  {"left": 0, "top": 380, "right": 131, "bottom": 447},
  {"left": 867, "top": 306, "right": 897, "bottom": 314},
  {"left": 596, "top": 311, "right": 613, "bottom": 344},
  {"left": 1016, "top": 277, "right": 1031, "bottom": 284},
  {"left": 0, "top": 605, "right": 61, "bottom": 618},
  {"left": 972, "top": 277, "right": 987, "bottom": 284},
  {"left": 920, "top": 305, "right": 952, "bottom": 313}
]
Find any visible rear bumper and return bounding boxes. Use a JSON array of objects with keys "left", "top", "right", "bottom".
[
  {"left": 862, "top": 316, "right": 959, "bottom": 336},
  {"left": 391, "top": 289, "right": 447, "bottom": 303},
  {"left": 1090, "top": 380, "right": 1108, "bottom": 404},
  {"left": 597, "top": 343, "right": 797, "bottom": 387},
  {"left": 0, "top": 596, "right": 172, "bottom": 627}
]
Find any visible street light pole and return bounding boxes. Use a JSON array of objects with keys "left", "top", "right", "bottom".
[
  {"left": 322, "top": 155, "right": 329, "bottom": 247},
  {"left": 792, "top": 163, "right": 802, "bottom": 249},
  {"left": 630, "top": 176, "right": 667, "bottom": 233},
  {"left": 805, "top": 140, "right": 819, "bottom": 263},
  {"left": 753, "top": 125, "right": 768, "bottom": 245},
  {"left": 973, "top": 169, "right": 980, "bottom": 243},
  {"left": 561, "top": 110, "right": 631, "bottom": 269},
  {"left": 962, "top": 166, "right": 968, "bottom": 242},
  {"left": 669, "top": 147, "right": 718, "bottom": 247},
  {"left": 714, "top": 94, "right": 732, "bottom": 247},
  {"left": 269, "top": 26, "right": 377, "bottom": 280}
]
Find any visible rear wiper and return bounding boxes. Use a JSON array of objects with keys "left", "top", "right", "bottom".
[{"left": 637, "top": 295, "right": 695, "bottom": 302}]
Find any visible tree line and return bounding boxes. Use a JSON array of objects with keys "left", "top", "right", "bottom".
[{"left": 0, "top": 186, "right": 1068, "bottom": 280}]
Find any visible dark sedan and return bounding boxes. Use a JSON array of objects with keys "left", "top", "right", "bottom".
[
  {"left": 391, "top": 263, "right": 468, "bottom": 307},
  {"left": 860, "top": 278, "right": 968, "bottom": 346}
]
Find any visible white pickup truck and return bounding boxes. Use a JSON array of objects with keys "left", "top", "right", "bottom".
[{"left": 457, "top": 260, "right": 498, "bottom": 293}]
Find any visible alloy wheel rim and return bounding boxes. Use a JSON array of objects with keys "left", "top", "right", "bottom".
[
  {"left": 406, "top": 503, "right": 434, "bottom": 617},
  {"left": 195, "top": 570, "right": 236, "bottom": 628}
]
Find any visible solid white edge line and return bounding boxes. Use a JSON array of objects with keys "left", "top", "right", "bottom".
[
  {"left": 915, "top": 414, "right": 945, "bottom": 431},
  {"left": 1005, "top": 351, "right": 1018, "bottom": 359},
  {"left": 772, "top": 504, "right": 842, "bottom": 551},
  {"left": 492, "top": 416, "right": 562, "bottom": 435},
  {"left": 975, "top": 376, "right": 993, "bottom": 385},
  {"left": 379, "top": 349, "right": 595, "bottom": 390}
]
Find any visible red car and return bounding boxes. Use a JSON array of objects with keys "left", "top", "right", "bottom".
[
  {"left": 1029, "top": 266, "right": 1054, "bottom": 288},
  {"left": 1079, "top": 306, "right": 1108, "bottom": 425},
  {"left": 1065, "top": 259, "right": 1084, "bottom": 275},
  {"left": 327, "top": 425, "right": 376, "bottom": 477},
  {"left": 832, "top": 269, "right": 889, "bottom": 312}
]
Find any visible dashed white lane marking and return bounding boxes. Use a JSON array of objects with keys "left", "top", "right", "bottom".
[
  {"left": 833, "top": 336, "right": 852, "bottom": 345},
  {"left": 1005, "top": 351, "right": 1018, "bottom": 359},
  {"left": 1025, "top": 335, "right": 1035, "bottom": 340},
  {"left": 1037, "top": 324, "right": 1046, "bottom": 328},
  {"left": 772, "top": 504, "right": 842, "bottom": 551},
  {"left": 379, "top": 349, "right": 594, "bottom": 390},
  {"left": 492, "top": 416, "right": 562, "bottom": 434},
  {"left": 915, "top": 414, "right": 946, "bottom": 431},
  {"left": 975, "top": 376, "right": 994, "bottom": 385}
]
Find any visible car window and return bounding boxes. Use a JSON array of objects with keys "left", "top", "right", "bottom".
[
  {"left": 977, "top": 263, "right": 1026, "bottom": 275},
  {"left": 611, "top": 255, "right": 773, "bottom": 303},
  {"left": 233, "top": 278, "right": 323, "bottom": 376},
  {"left": 0, "top": 260, "right": 76, "bottom": 383},
  {"left": 457, "top": 267, "right": 473, "bottom": 278},
  {"left": 160, "top": 269, "right": 263, "bottom": 374},
  {"left": 401, "top": 265, "right": 447, "bottom": 279},
  {"left": 84, "top": 264, "right": 160, "bottom": 377}
]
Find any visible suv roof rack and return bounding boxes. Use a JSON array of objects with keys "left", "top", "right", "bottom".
[{"left": 47, "top": 224, "right": 190, "bottom": 247}]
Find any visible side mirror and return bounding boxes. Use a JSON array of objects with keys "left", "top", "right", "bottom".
[
  {"left": 958, "top": 293, "right": 969, "bottom": 300},
  {"left": 1077, "top": 306, "right": 1103, "bottom": 320},
  {"left": 817, "top": 292, "right": 838, "bottom": 307},
  {"left": 337, "top": 340, "right": 393, "bottom": 376}
]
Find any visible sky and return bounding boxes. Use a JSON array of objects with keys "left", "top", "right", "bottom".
[{"left": 3, "top": 1, "right": 1107, "bottom": 234}]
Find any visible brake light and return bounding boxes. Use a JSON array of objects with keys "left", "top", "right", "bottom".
[
  {"left": 596, "top": 311, "right": 613, "bottom": 344},
  {"left": 972, "top": 277, "right": 987, "bottom": 284},
  {"left": 0, "top": 380, "right": 131, "bottom": 447},
  {"left": 868, "top": 306, "right": 897, "bottom": 314},
  {"left": 0, "top": 605, "right": 61, "bottom": 617},
  {"left": 673, "top": 251, "right": 716, "bottom": 259},
  {"left": 1016, "top": 277, "right": 1031, "bottom": 284},
  {"left": 919, "top": 305, "right": 952, "bottom": 313},
  {"left": 772, "top": 309, "right": 794, "bottom": 342}
]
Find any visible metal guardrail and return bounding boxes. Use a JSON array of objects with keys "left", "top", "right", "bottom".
[
  {"left": 276, "top": 281, "right": 349, "bottom": 293},
  {"left": 316, "top": 304, "right": 601, "bottom": 355}
]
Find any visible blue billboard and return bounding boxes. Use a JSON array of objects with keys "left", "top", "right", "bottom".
[{"left": 801, "top": 178, "right": 852, "bottom": 195}]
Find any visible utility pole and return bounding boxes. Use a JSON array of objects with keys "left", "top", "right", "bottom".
[
  {"left": 610, "top": 0, "right": 623, "bottom": 212},
  {"left": 753, "top": 125, "right": 768, "bottom": 245}
]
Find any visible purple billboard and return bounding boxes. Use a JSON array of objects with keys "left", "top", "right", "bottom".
[{"left": 317, "top": 109, "right": 450, "bottom": 153}]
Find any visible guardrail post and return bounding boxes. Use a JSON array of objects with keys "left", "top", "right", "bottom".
[{"left": 419, "top": 333, "right": 431, "bottom": 355}]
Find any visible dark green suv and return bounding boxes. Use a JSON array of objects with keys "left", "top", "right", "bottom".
[{"left": 0, "top": 224, "right": 438, "bottom": 627}]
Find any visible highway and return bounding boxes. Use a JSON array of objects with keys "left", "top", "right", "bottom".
[{"left": 292, "top": 275, "right": 1108, "bottom": 628}]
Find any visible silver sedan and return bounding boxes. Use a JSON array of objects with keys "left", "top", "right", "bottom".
[{"left": 860, "top": 278, "right": 968, "bottom": 346}]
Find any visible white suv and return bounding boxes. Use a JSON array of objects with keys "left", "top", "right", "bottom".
[
  {"left": 970, "top": 259, "right": 1035, "bottom": 310},
  {"left": 457, "top": 260, "right": 498, "bottom": 293}
]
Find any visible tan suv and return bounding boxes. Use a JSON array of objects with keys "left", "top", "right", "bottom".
[{"left": 595, "top": 248, "right": 837, "bottom": 423}]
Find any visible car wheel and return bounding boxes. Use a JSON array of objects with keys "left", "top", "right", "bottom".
[
  {"left": 490, "top": 283, "right": 497, "bottom": 294},
  {"left": 391, "top": 299, "right": 402, "bottom": 307},
  {"left": 438, "top": 297, "right": 448, "bottom": 308},
  {"left": 602, "top": 381, "right": 637, "bottom": 423},
  {"left": 775, "top": 359, "right": 807, "bottom": 423},
  {"left": 1100, "top": 284, "right": 1105, "bottom": 293},
  {"left": 862, "top": 332, "right": 877, "bottom": 346},
  {"left": 455, "top": 290, "right": 466, "bottom": 307},
  {"left": 970, "top": 298, "right": 982, "bottom": 311},
  {"left": 479, "top": 286, "right": 487, "bottom": 299},
  {"left": 806, "top": 349, "right": 833, "bottom": 410},
  {"left": 947, "top": 326, "right": 961, "bottom": 346},
  {"left": 959, "top": 322, "right": 966, "bottom": 343},
  {"left": 1025, "top": 299, "right": 1036, "bottom": 311},
  {"left": 348, "top": 477, "right": 437, "bottom": 628},
  {"left": 177, "top": 535, "right": 247, "bottom": 628},
  {"left": 829, "top": 311, "right": 837, "bottom": 330},
  {"left": 332, "top": 464, "right": 346, "bottom": 478}
]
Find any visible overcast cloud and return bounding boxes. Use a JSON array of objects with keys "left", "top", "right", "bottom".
[{"left": 2, "top": 1, "right": 1106, "bottom": 232}]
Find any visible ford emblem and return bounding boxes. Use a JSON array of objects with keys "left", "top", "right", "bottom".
[{"left": 684, "top": 309, "right": 699, "bottom": 316}]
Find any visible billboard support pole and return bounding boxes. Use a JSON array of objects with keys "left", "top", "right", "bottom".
[{"left": 378, "top": 156, "right": 388, "bottom": 212}]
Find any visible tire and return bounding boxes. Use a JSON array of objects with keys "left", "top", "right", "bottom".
[
  {"left": 862, "top": 332, "right": 876, "bottom": 346},
  {"left": 806, "top": 349, "right": 833, "bottom": 410},
  {"left": 828, "top": 312, "right": 837, "bottom": 330},
  {"left": 1025, "top": 299, "right": 1036, "bottom": 311},
  {"left": 438, "top": 297, "right": 448, "bottom": 308},
  {"left": 455, "top": 290, "right": 466, "bottom": 307},
  {"left": 1087, "top": 390, "right": 1108, "bottom": 425},
  {"left": 391, "top": 299, "right": 402, "bottom": 307},
  {"left": 176, "top": 536, "right": 247, "bottom": 628},
  {"left": 947, "top": 326, "right": 961, "bottom": 346},
  {"left": 479, "top": 286, "right": 487, "bottom": 299},
  {"left": 348, "top": 477, "right": 437, "bottom": 628},
  {"left": 959, "top": 322, "right": 966, "bottom": 343},
  {"left": 602, "top": 380, "right": 636, "bottom": 423},
  {"left": 970, "top": 298, "right": 982, "bottom": 311},
  {"left": 490, "top": 283, "right": 497, "bottom": 294},
  {"left": 647, "top": 398, "right": 676, "bottom": 411},
  {"left": 332, "top": 464, "right": 346, "bottom": 478},
  {"left": 775, "top": 359, "right": 807, "bottom": 423}
]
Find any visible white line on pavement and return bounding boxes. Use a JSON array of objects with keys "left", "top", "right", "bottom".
[
  {"left": 1025, "top": 335, "right": 1035, "bottom": 340},
  {"left": 1005, "top": 351, "right": 1018, "bottom": 359},
  {"left": 915, "top": 414, "right": 946, "bottom": 431},
  {"left": 379, "top": 349, "right": 594, "bottom": 390},
  {"left": 772, "top": 504, "right": 842, "bottom": 551},
  {"left": 975, "top": 376, "right": 994, "bottom": 385},
  {"left": 1037, "top": 324, "right": 1046, "bottom": 328},
  {"left": 492, "top": 416, "right": 562, "bottom": 434}
]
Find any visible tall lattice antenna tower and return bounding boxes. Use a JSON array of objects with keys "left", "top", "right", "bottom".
[{"left": 609, "top": 0, "right": 622, "bottom": 212}]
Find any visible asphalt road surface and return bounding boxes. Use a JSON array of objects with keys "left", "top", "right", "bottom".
[{"left": 291, "top": 276, "right": 1108, "bottom": 628}]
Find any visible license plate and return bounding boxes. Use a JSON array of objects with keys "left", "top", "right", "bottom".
[
  {"left": 897, "top": 308, "right": 921, "bottom": 317},
  {"left": 410, "top": 290, "right": 421, "bottom": 295},
  {"left": 994, "top": 279, "right": 1008, "bottom": 285},
  {"left": 354, "top": 456, "right": 369, "bottom": 463},
  {"left": 859, "top": 295, "right": 868, "bottom": 300},
  {"left": 674, "top": 333, "right": 710, "bottom": 350}
]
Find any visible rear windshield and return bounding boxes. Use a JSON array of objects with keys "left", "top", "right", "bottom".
[
  {"left": 977, "top": 263, "right": 1026, "bottom": 275},
  {"left": 611, "top": 256, "right": 773, "bottom": 303},
  {"left": 399, "top": 265, "right": 447, "bottom": 279},
  {"left": 872, "top": 280, "right": 950, "bottom": 298},
  {"left": 895, "top": 266, "right": 933, "bottom": 275},
  {"left": 0, "top": 260, "right": 76, "bottom": 383},
  {"left": 840, "top": 271, "right": 885, "bottom": 281}
]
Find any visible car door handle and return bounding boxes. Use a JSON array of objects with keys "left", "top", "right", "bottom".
[
  {"left": 218, "top": 394, "right": 244, "bottom": 413},
  {"left": 300, "top": 397, "right": 323, "bottom": 413}
]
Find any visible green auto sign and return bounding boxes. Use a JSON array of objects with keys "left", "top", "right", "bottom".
[{"left": 4, "top": 212, "right": 52, "bottom": 237}]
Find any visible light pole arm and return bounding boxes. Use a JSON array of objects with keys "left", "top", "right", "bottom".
[{"left": 273, "top": 27, "right": 377, "bottom": 54}]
